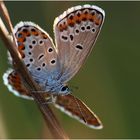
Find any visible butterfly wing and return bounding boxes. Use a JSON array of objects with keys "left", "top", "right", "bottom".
[
  {"left": 3, "top": 69, "right": 33, "bottom": 100},
  {"left": 55, "top": 94, "right": 103, "bottom": 129},
  {"left": 54, "top": 5, "right": 105, "bottom": 82},
  {"left": 3, "top": 69, "right": 51, "bottom": 100},
  {"left": 3, "top": 70, "right": 102, "bottom": 129},
  {"left": 13, "top": 22, "right": 60, "bottom": 90}
]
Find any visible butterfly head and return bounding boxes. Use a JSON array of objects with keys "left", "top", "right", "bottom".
[
  {"left": 48, "top": 84, "right": 70, "bottom": 95},
  {"left": 59, "top": 85, "right": 70, "bottom": 94}
]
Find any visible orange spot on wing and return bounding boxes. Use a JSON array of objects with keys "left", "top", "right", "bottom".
[
  {"left": 62, "top": 23, "right": 67, "bottom": 30},
  {"left": 17, "top": 48, "right": 25, "bottom": 58},
  {"left": 43, "top": 34, "right": 48, "bottom": 39},
  {"left": 15, "top": 86, "right": 22, "bottom": 91},
  {"left": 79, "top": 13, "right": 86, "bottom": 21},
  {"left": 73, "top": 15, "right": 81, "bottom": 23},
  {"left": 14, "top": 82, "right": 21, "bottom": 87},
  {"left": 67, "top": 18, "right": 75, "bottom": 27},
  {"left": 91, "top": 15, "right": 96, "bottom": 22},
  {"left": 58, "top": 23, "right": 63, "bottom": 31},
  {"left": 10, "top": 76, "right": 20, "bottom": 84},
  {"left": 18, "top": 45, "right": 25, "bottom": 50},
  {"left": 17, "top": 37, "right": 25, "bottom": 43},
  {"left": 67, "top": 19, "right": 72, "bottom": 25},
  {"left": 24, "top": 32, "right": 31, "bottom": 37},
  {"left": 15, "top": 75, "right": 21, "bottom": 82},
  {"left": 95, "top": 16, "right": 102, "bottom": 26},
  {"left": 31, "top": 31, "right": 39, "bottom": 36},
  {"left": 87, "top": 13, "right": 93, "bottom": 20},
  {"left": 41, "top": 32, "right": 48, "bottom": 39}
]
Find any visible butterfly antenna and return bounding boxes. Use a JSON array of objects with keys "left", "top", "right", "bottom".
[{"left": 69, "top": 85, "right": 79, "bottom": 92}]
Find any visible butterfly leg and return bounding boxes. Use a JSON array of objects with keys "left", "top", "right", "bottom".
[{"left": 42, "top": 95, "right": 57, "bottom": 104}]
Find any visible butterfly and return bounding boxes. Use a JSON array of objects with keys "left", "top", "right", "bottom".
[{"left": 3, "top": 4, "right": 105, "bottom": 129}]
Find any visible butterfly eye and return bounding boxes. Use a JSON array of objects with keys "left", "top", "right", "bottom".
[{"left": 61, "top": 86, "right": 68, "bottom": 92}]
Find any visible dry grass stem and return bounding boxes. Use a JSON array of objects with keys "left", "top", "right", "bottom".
[{"left": 0, "top": 1, "right": 69, "bottom": 139}]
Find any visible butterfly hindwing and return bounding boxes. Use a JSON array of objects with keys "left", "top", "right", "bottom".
[
  {"left": 54, "top": 5, "right": 105, "bottom": 82},
  {"left": 3, "top": 69, "right": 33, "bottom": 100},
  {"left": 55, "top": 94, "right": 103, "bottom": 129},
  {"left": 3, "top": 69, "right": 51, "bottom": 100},
  {"left": 3, "top": 69, "right": 103, "bottom": 129}
]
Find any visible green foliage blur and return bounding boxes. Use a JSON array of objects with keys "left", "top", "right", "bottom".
[{"left": 0, "top": 1, "right": 140, "bottom": 139}]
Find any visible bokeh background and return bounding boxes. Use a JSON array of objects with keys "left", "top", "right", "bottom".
[{"left": 0, "top": 1, "right": 140, "bottom": 139}]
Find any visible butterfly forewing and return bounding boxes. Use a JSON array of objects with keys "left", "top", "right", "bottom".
[
  {"left": 54, "top": 5, "right": 105, "bottom": 82},
  {"left": 13, "top": 22, "right": 61, "bottom": 89}
]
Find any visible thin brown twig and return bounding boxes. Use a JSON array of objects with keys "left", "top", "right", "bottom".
[{"left": 0, "top": 1, "right": 69, "bottom": 139}]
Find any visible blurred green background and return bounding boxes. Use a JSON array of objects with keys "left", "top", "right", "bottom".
[{"left": 0, "top": 1, "right": 140, "bottom": 139}]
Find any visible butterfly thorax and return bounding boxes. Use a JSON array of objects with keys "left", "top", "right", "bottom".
[
  {"left": 29, "top": 68, "right": 70, "bottom": 95},
  {"left": 26, "top": 61, "right": 70, "bottom": 95},
  {"left": 44, "top": 78, "right": 70, "bottom": 94}
]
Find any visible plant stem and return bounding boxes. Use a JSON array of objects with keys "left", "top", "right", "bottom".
[{"left": 0, "top": 1, "right": 69, "bottom": 139}]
